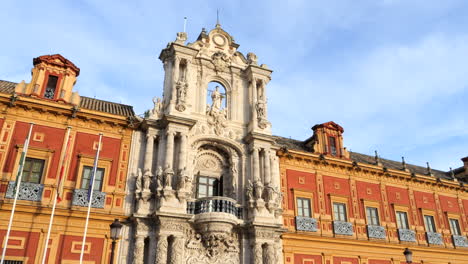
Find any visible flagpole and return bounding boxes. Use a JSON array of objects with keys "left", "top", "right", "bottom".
[
  {"left": 0, "top": 123, "right": 34, "bottom": 264},
  {"left": 40, "top": 126, "right": 72, "bottom": 264},
  {"left": 79, "top": 133, "right": 103, "bottom": 263}
]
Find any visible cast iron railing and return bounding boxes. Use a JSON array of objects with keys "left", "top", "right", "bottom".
[
  {"left": 333, "top": 221, "right": 354, "bottom": 236},
  {"left": 398, "top": 228, "right": 416, "bottom": 242},
  {"left": 453, "top": 235, "right": 468, "bottom": 247},
  {"left": 367, "top": 225, "right": 386, "bottom": 239},
  {"left": 295, "top": 216, "right": 318, "bottom": 232},
  {"left": 72, "top": 189, "right": 106, "bottom": 208},
  {"left": 5, "top": 181, "right": 44, "bottom": 202}
]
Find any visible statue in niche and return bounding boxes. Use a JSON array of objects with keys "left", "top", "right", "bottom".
[
  {"left": 253, "top": 179, "right": 264, "bottom": 200},
  {"left": 206, "top": 86, "right": 227, "bottom": 135},
  {"left": 143, "top": 169, "right": 152, "bottom": 191},
  {"left": 135, "top": 168, "right": 143, "bottom": 193},
  {"left": 156, "top": 166, "right": 164, "bottom": 190},
  {"left": 230, "top": 164, "right": 238, "bottom": 198},
  {"left": 175, "top": 81, "right": 188, "bottom": 112},
  {"left": 163, "top": 165, "right": 174, "bottom": 189},
  {"left": 177, "top": 167, "right": 191, "bottom": 191},
  {"left": 256, "top": 100, "right": 266, "bottom": 119},
  {"left": 150, "top": 97, "right": 163, "bottom": 118},
  {"left": 211, "top": 86, "right": 224, "bottom": 111},
  {"left": 245, "top": 180, "right": 254, "bottom": 202}
]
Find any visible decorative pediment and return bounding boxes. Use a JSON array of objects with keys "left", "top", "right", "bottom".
[
  {"left": 33, "top": 54, "right": 80, "bottom": 76},
  {"left": 312, "top": 121, "right": 344, "bottom": 133}
]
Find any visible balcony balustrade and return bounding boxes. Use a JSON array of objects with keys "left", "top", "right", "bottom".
[
  {"left": 187, "top": 196, "right": 242, "bottom": 218},
  {"left": 367, "top": 225, "right": 386, "bottom": 239},
  {"left": 5, "top": 181, "right": 44, "bottom": 202},
  {"left": 426, "top": 232, "right": 443, "bottom": 245},
  {"left": 452, "top": 235, "right": 468, "bottom": 247},
  {"left": 295, "top": 216, "right": 318, "bottom": 232},
  {"left": 72, "top": 189, "right": 106, "bottom": 208},
  {"left": 333, "top": 221, "right": 354, "bottom": 236},
  {"left": 398, "top": 228, "right": 416, "bottom": 242}
]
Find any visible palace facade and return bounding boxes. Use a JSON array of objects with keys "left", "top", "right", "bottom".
[
  {"left": 276, "top": 122, "right": 468, "bottom": 264},
  {"left": 0, "top": 26, "right": 467, "bottom": 264},
  {"left": 0, "top": 55, "right": 135, "bottom": 263}
]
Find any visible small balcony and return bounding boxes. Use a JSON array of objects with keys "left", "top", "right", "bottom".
[
  {"left": 5, "top": 181, "right": 44, "bottom": 202},
  {"left": 187, "top": 196, "right": 242, "bottom": 218},
  {"left": 452, "top": 235, "right": 468, "bottom": 247},
  {"left": 398, "top": 228, "right": 416, "bottom": 242},
  {"left": 426, "top": 232, "right": 443, "bottom": 245},
  {"left": 367, "top": 225, "right": 386, "bottom": 239},
  {"left": 333, "top": 221, "right": 353, "bottom": 236},
  {"left": 295, "top": 216, "right": 318, "bottom": 232},
  {"left": 72, "top": 189, "right": 106, "bottom": 208}
]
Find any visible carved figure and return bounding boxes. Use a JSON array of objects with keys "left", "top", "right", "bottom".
[
  {"left": 211, "top": 86, "right": 224, "bottom": 111},
  {"left": 135, "top": 168, "right": 143, "bottom": 193},
  {"left": 246, "top": 180, "right": 254, "bottom": 202},
  {"left": 178, "top": 167, "right": 189, "bottom": 190},
  {"left": 253, "top": 179, "right": 264, "bottom": 200},
  {"left": 247, "top": 52, "right": 258, "bottom": 65},
  {"left": 156, "top": 166, "right": 164, "bottom": 190},
  {"left": 143, "top": 169, "right": 152, "bottom": 191},
  {"left": 175, "top": 81, "right": 188, "bottom": 112},
  {"left": 164, "top": 165, "right": 174, "bottom": 189},
  {"left": 230, "top": 164, "right": 238, "bottom": 197},
  {"left": 256, "top": 100, "right": 266, "bottom": 118},
  {"left": 150, "top": 97, "right": 163, "bottom": 118}
]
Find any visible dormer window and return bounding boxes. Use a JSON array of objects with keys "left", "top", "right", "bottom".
[
  {"left": 328, "top": 136, "right": 338, "bottom": 156},
  {"left": 44, "top": 75, "right": 59, "bottom": 99}
]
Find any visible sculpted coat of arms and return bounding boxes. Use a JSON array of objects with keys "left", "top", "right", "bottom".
[{"left": 211, "top": 51, "right": 231, "bottom": 72}]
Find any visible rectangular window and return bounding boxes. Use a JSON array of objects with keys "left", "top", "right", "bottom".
[
  {"left": 328, "top": 136, "right": 337, "bottom": 156},
  {"left": 80, "top": 166, "right": 104, "bottom": 191},
  {"left": 197, "top": 176, "right": 220, "bottom": 198},
  {"left": 396, "top": 211, "right": 409, "bottom": 229},
  {"left": 44, "top": 75, "right": 59, "bottom": 99},
  {"left": 22, "top": 157, "right": 45, "bottom": 183},
  {"left": 296, "top": 198, "right": 311, "bottom": 217},
  {"left": 333, "top": 202, "right": 347, "bottom": 221},
  {"left": 366, "top": 207, "right": 380, "bottom": 225},
  {"left": 449, "top": 219, "right": 461, "bottom": 236},
  {"left": 424, "top": 215, "right": 437, "bottom": 233}
]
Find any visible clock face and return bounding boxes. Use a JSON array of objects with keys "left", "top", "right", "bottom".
[{"left": 213, "top": 34, "right": 226, "bottom": 47}]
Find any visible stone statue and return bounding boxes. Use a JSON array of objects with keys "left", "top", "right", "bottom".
[
  {"left": 163, "top": 165, "right": 174, "bottom": 189},
  {"left": 246, "top": 180, "right": 254, "bottom": 202},
  {"left": 247, "top": 52, "right": 258, "bottom": 65},
  {"left": 135, "top": 168, "right": 143, "bottom": 193},
  {"left": 230, "top": 164, "right": 238, "bottom": 197},
  {"left": 156, "top": 166, "right": 164, "bottom": 190},
  {"left": 253, "top": 179, "right": 264, "bottom": 200},
  {"left": 256, "top": 100, "right": 266, "bottom": 118},
  {"left": 143, "top": 169, "right": 152, "bottom": 190},
  {"left": 211, "top": 86, "right": 224, "bottom": 111},
  {"left": 151, "top": 97, "right": 163, "bottom": 118}
]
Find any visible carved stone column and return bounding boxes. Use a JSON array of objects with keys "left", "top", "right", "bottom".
[
  {"left": 155, "top": 235, "right": 168, "bottom": 264},
  {"left": 253, "top": 242, "right": 263, "bottom": 264},
  {"left": 156, "top": 132, "right": 166, "bottom": 170},
  {"left": 133, "top": 235, "right": 145, "bottom": 264},
  {"left": 179, "top": 133, "right": 187, "bottom": 171},
  {"left": 263, "top": 149, "right": 271, "bottom": 185},
  {"left": 169, "top": 236, "right": 184, "bottom": 264},
  {"left": 165, "top": 130, "right": 176, "bottom": 169},
  {"left": 144, "top": 132, "right": 155, "bottom": 173},
  {"left": 252, "top": 147, "right": 260, "bottom": 182}
]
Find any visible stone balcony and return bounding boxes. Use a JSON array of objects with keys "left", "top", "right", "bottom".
[
  {"left": 367, "top": 225, "right": 386, "bottom": 239},
  {"left": 398, "top": 228, "right": 416, "bottom": 242},
  {"left": 187, "top": 196, "right": 242, "bottom": 219},
  {"left": 72, "top": 189, "right": 106, "bottom": 208},
  {"left": 453, "top": 235, "right": 468, "bottom": 247},
  {"left": 426, "top": 232, "right": 443, "bottom": 245},
  {"left": 333, "top": 221, "right": 354, "bottom": 236},
  {"left": 5, "top": 181, "right": 44, "bottom": 202},
  {"left": 295, "top": 216, "right": 318, "bottom": 232}
]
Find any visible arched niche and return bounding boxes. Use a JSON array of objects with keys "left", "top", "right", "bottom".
[{"left": 189, "top": 138, "right": 242, "bottom": 201}]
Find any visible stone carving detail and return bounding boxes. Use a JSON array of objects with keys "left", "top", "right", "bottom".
[
  {"left": 453, "top": 235, "right": 468, "bottom": 247},
  {"left": 426, "top": 232, "right": 443, "bottom": 245},
  {"left": 132, "top": 236, "right": 145, "bottom": 264},
  {"left": 256, "top": 100, "right": 268, "bottom": 129},
  {"left": 135, "top": 168, "right": 143, "bottom": 193},
  {"left": 333, "top": 221, "right": 354, "bottom": 236},
  {"left": 247, "top": 52, "right": 258, "bottom": 65},
  {"left": 6, "top": 181, "right": 44, "bottom": 202},
  {"left": 72, "top": 189, "right": 106, "bottom": 208},
  {"left": 295, "top": 216, "right": 318, "bottom": 232},
  {"left": 367, "top": 225, "right": 386, "bottom": 239},
  {"left": 156, "top": 166, "right": 164, "bottom": 191},
  {"left": 211, "top": 51, "right": 231, "bottom": 72},
  {"left": 163, "top": 165, "right": 174, "bottom": 190},
  {"left": 185, "top": 230, "right": 239, "bottom": 264},
  {"left": 206, "top": 87, "right": 227, "bottom": 136},
  {"left": 175, "top": 81, "right": 188, "bottom": 112},
  {"left": 398, "top": 228, "right": 416, "bottom": 242},
  {"left": 156, "top": 236, "right": 168, "bottom": 264},
  {"left": 149, "top": 97, "right": 163, "bottom": 119}
]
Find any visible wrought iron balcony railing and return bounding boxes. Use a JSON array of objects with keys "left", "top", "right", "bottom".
[
  {"left": 398, "top": 228, "right": 416, "bottom": 242},
  {"left": 367, "top": 225, "right": 386, "bottom": 239},
  {"left": 295, "top": 216, "right": 318, "bottom": 232},
  {"left": 452, "top": 235, "right": 468, "bottom": 247},
  {"left": 187, "top": 196, "right": 242, "bottom": 218},
  {"left": 426, "top": 232, "right": 443, "bottom": 245},
  {"left": 72, "top": 189, "right": 106, "bottom": 208},
  {"left": 333, "top": 221, "right": 354, "bottom": 236},
  {"left": 5, "top": 181, "right": 44, "bottom": 202}
]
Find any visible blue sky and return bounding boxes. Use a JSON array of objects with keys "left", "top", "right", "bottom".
[{"left": 1, "top": 0, "right": 467, "bottom": 171}]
